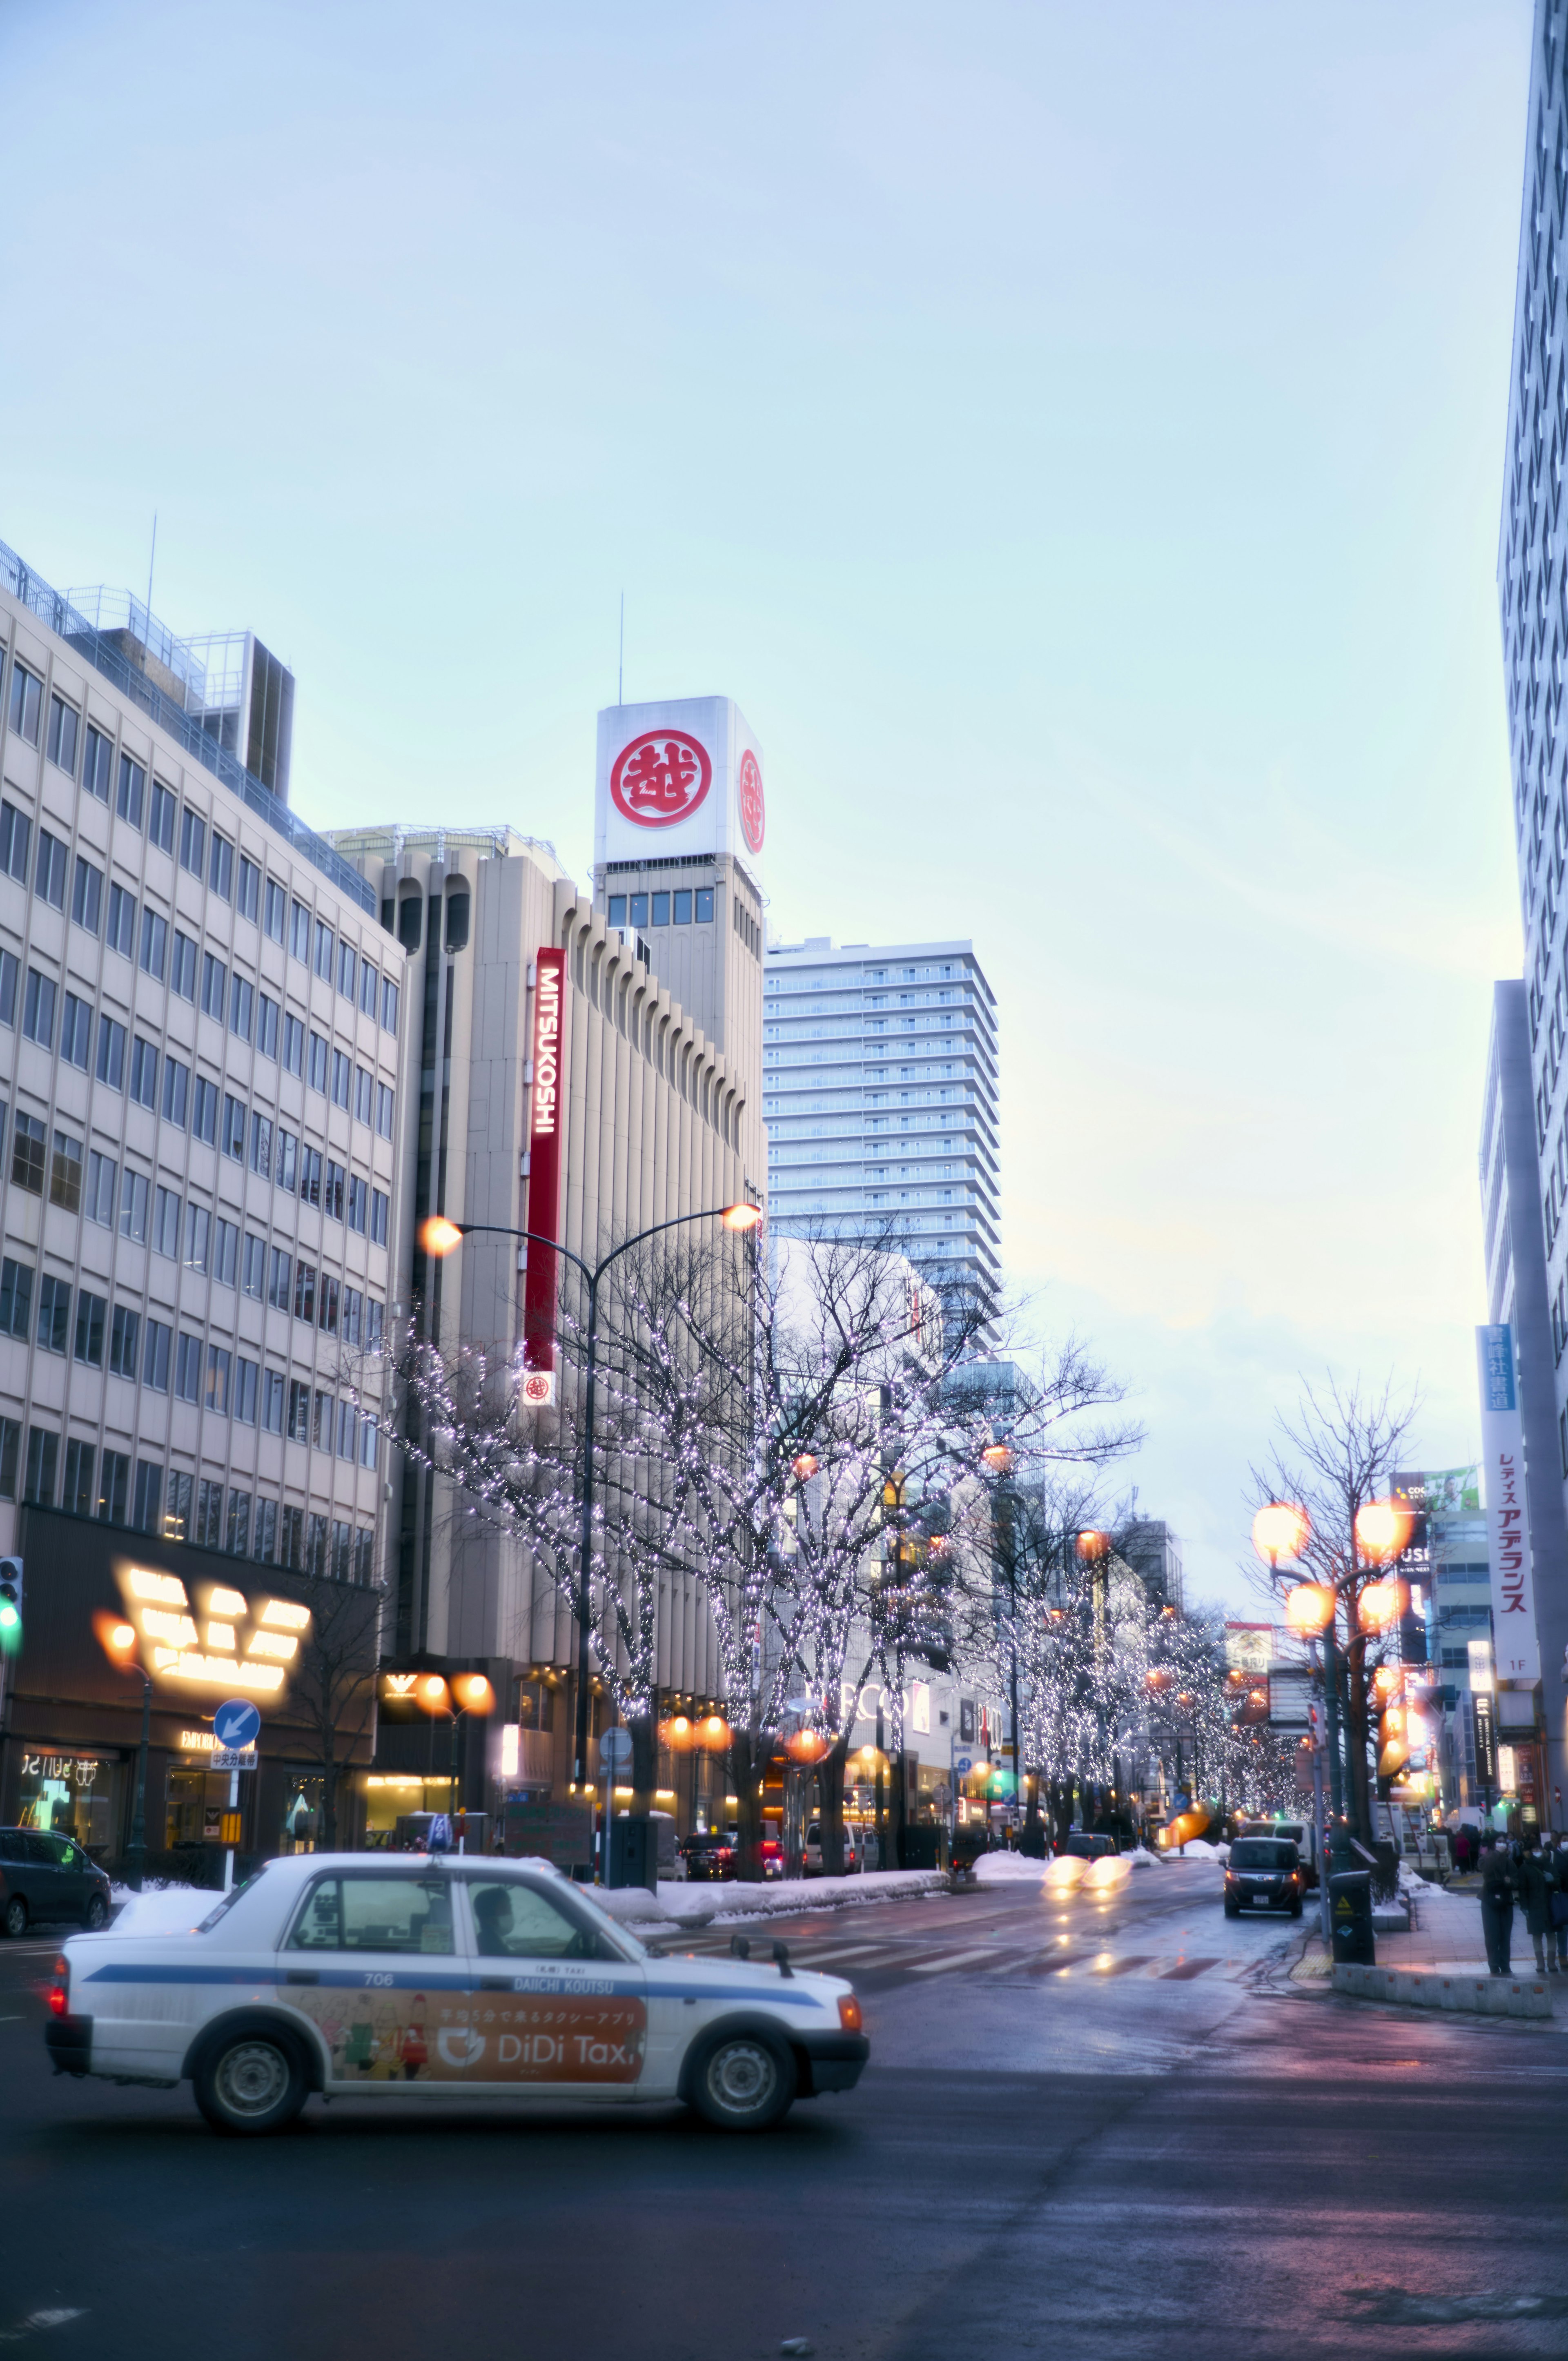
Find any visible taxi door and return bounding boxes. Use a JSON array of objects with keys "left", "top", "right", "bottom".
[
  {"left": 455, "top": 1875, "right": 647, "bottom": 2098},
  {"left": 276, "top": 1869, "right": 473, "bottom": 2088}
]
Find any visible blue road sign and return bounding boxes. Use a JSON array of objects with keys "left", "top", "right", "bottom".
[
  {"left": 953, "top": 1753, "right": 974, "bottom": 1776},
  {"left": 214, "top": 1698, "right": 262, "bottom": 1751}
]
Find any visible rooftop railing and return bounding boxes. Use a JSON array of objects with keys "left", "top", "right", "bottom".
[{"left": 1, "top": 537, "right": 374, "bottom": 917}]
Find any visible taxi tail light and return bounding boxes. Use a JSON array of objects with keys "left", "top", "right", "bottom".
[
  {"left": 837, "top": 1994, "right": 863, "bottom": 2035},
  {"left": 48, "top": 1956, "right": 68, "bottom": 2019}
]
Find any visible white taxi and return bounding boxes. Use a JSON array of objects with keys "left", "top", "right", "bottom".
[{"left": 44, "top": 1853, "right": 868, "bottom": 2137}]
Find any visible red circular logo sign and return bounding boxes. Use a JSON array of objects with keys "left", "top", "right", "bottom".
[
  {"left": 520, "top": 1370, "right": 554, "bottom": 1406},
  {"left": 609, "top": 731, "right": 713, "bottom": 830},
  {"left": 737, "top": 748, "right": 765, "bottom": 853}
]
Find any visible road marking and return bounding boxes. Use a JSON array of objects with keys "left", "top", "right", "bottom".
[
  {"left": 1092, "top": 1956, "right": 1154, "bottom": 1977},
  {"left": 909, "top": 1947, "right": 1008, "bottom": 1975},
  {"left": 1161, "top": 1957, "right": 1222, "bottom": 1980}
]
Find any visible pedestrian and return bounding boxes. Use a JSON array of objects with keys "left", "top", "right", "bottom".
[
  {"left": 1452, "top": 1822, "right": 1472, "bottom": 1876},
  {"left": 1517, "top": 1831, "right": 1559, "bottom": 1974},
  {"left": 1552, "top": 1833, "right": 1568, "bottom": 1972},
  {"left": 1479, "top": 1831, "right": 1517, "bottom": 1976}
]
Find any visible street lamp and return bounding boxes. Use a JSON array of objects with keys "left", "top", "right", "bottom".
[
  {"left": 415, "top": 1669, "right": 497, "bottom": 1844},
  {"left": 421, "top": 1198, "right": 762, "bottom": 1856},
  {"left": 95, "top": 1612, "right": 152, "bottom": 1893}
]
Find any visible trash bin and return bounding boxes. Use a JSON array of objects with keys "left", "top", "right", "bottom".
[{"left": 1329, "top": 1868, "right": 1375, "bottom": 1965}]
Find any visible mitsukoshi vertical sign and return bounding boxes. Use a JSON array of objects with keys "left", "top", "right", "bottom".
[
  {"left": 522, "top": 949, "right": 566, "bottom": 1405},
  {"left": 1476, "top": 1323, "right": 1541, "bottom": 1682}
]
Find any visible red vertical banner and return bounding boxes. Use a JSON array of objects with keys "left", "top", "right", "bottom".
[{"left": 522, "top": 949, "right": 566, "bottom": 1402}]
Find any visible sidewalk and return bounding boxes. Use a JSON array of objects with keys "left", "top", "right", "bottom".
[{"left": 1290, "top": 1874, "right": 1564, "bottom": 1993}]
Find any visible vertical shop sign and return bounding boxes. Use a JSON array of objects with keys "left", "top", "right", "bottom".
[
  {"left": 1476, "top": 1325, "right": 1541, "bottom": 1681},
  {"left": 522, "top": 949, "right": 566, "bottom": 1403}
]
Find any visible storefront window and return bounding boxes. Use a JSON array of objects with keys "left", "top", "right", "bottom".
[
  {"left": 281, "top": 1780, "right": 324, "bottom": 1854},
  {"left": 18, "top": 1749, "right": 118, "bottom": 1853},
  {"left": 361, "top": 1775, "right": 457, "bottom": 1847}
]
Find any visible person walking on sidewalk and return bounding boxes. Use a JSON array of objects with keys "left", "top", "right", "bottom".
[
  {"left": 1552, "top": 1832, "right": 1568, "bottom": 1971},
  {"left": 1518, "top": 1830, "right": 1559, "bottom": 1973},
  {"left": 1479, "top": 1831, "right": 1518, "bottom": 1975}
]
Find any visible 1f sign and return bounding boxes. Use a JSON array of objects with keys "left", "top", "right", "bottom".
[{"left": 1475, "top": 1323, "right": 1540, "bottom": 1682}]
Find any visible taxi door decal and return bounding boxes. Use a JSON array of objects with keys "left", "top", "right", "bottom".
[{"left": 455, "top": 1973, "right": 647, "bottom": 2085}]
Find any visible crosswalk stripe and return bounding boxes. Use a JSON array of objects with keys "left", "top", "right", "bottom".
[
  {"left": 1160, "top": 1957, "right": 1221, "bottom": 1980},
  {"left": 908, "top": 1946, "right": 1009, "bottom": 1975}
]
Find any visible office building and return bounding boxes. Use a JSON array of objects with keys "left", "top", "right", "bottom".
[
  {"left": 763, "top": 935, "right": 1001, "bottom": 1312},
  {"left": 329, "top": 773, "right": 760, "bottom": 1844},
  {"left": 0, "top": 531, "right": 405, "bottom": 1850},
  {"left": 1488, "top": 6, "right": 1568, "bottom": 1822}
]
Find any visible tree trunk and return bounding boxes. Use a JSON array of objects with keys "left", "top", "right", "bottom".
[
  {"left": 818, "top": 1734, "right": 851, "bottom": 1876},
  {"left": 731, "top": 1726, "right": 769, "bottom": 1881},
  {"left": 320, "top": 1753, "right": 339, "bottom": 1851}
]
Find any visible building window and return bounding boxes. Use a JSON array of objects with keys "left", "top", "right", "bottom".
[
  {"left": 148, "top": 781, "right": 176, "bottom": 855},
  {"left": 99, "top": 1450, "right": 129, "bottom": 1524},
  {"left": 283, "top": 1015, "right": 304, "bottom": 1077},
  {"left": 261, "top": 1372, "right": 285, "bottom": 1436},
  {"left": 116, "top": 754, "right": 145, "bottom": 828},
  {"left": 382, "top": 978, "right": 399, "bottom": 1033},
  {"left": 170, "top": 931, "right": 197, "bottom": 1000},
  {"left": 205, "top": 1344, "right": 231, "bottom": 1416},
  {"left": 71, "top": 855, "right": 103, "bottom": 935},
  {"left": 129, "top": 1036, "right": 158, "bottom": 1109},
  {"left": 249, "top": 1111, "right": 272, "bottom": 1176},
  {"left": 200, "top": 951, "right": 226, "bottom": 1020},
  {"left": 331, "top": 1049, "right": 351, "bottom": 1109},
  {"left": 59, "top": 993, "right": 91, "bottom": 1071},
  {"left": 293, "top": 1262, "right": 316, "bottom": 1325},
  {"left": 222, "top": 1093, "right": 246, "bottom": 1161},
  {"left": 35, "top": 829, "right": 68, "bottom": 910},
  {"left": 0, "top": 1257, "right": 33, "bottom": 1337},
  {"left": 324, "top": 1159, "right": 345, "bottom": 1222},
  {"left": 308, "top": 1031, "right": 328, "bottom": 1093},
  {"left": 342, "top": 1285, "right": 362, "bottom": 1344},
  {"left": 118, "top": 1169, "right": 149, "bottom": 1242},
  {"left": 22, "top": 969, "right": 55, "bottom": 1048},
  {"left": 164, "top": 1470, "right": 193, "bottom": 1542},
  {"left": 0, "top": 952, "right": 14, "bottom": 1029},
  {"left": 267, "top": 1247, "right": 291, "bottom": 1312},
  {"left": 213, "top": 1218, "right": 238, "bottom": 1288},
  {"left": 371, "top": 1188, "right": 389, "bottom": 1247},
  {"left": 376, "top": 1083, "right": 394, "bottom": 1139},
  {"left": 73, "top": 1291, "right": 106, "bottom": 1369},
  {"left": 174, "top": 1333, "right": 202, "bottom": 1404},
  {"left": 264, "top": 878, "right": 286, "bottom": 943},
  {"left": 257, "top": 992, "right": 279, "bottom": 1060},
  {"left": 8, "top": 662, "right": 42, "bottom": 745},
  {"left": 151, "top": 1186, "right": 180, "bottom": 1258},
  {"left": 161, "top": 1057, "right": 189, "bottom": 1129},
  {"left": 45, "top": 697, "right": 79, "bottom": 777},
  {"left": 23, "top": 1426, "right": 58, "bottom": 1507},
  {"left": 108, "top": 1304, "right": 139, "bottom": 1380},
  {"left": 132, "top": 1460, "right": 162, "bottom": 1533},
  {"left": 142, "top": 1321, "right": 172, "bottom": 1393},
  {"left": 208, "top": 832, "right": 234, "bottom": 900},
  {"left": 287, "top": 1378, "right": 311, "bottom": 1442},
  {"left": 36, "top": 1274, "right": 71, "bottom": 1355},
  {"left": 229, "top": 974, "right": 254, "bottom": 1043},
  {"left": 243, "top": 1233, "right": 265, "bottom": 1299},
  {"left": 237, "top": 856, "right": 260, "bottom": 923},
  {"left": 652, "top": 891, "right": 670, "bottom": 926},
  {"left": 97, "top": 1009, "right": 127, "bottom": 1094},
  {"left": 183, "top": 1202, "right": 211, "bottom": 1274},
  {"left": 106, "top": 882, "right": 135, "bottom": 958},
  {"left": 347, "top": 1174, "right": 368, "bottom": 1235},
  {"left": 0, "top": 1421, "right": 16, "bottom": 1503},
  {"left": 0, "top": 800, "right": 30, "bottom": 882},
  {"left": 85, "top": 1149, "right": 116, "bottom": 1224},
  {"left": 138, "top": 909, "right": 167, "bottom": 981},
  {"left": 81, "top": 723, "right": 112, "bottom": 802},
  {"left": 227, "top": 1488, "right": 252, "bottom": 1552},
  {"left": 275, "top": 1129, "right": 298, "bottom": 1192},
  {"left": 337, "top": 939, "right": 356, "bottom": 997},
  {"left": 318, "top": 1275, "right": 340, "bottom": 1336},
  {"left": 49, "top": 1130, "right": 82, "bottom": 1212},
  {"left": 63, "top": 1438, "right": 94, "bottom": 1515},
  {"left": 192, "top": 1074, "right": 218, "bottom": 1145},
  {"left": 299, "top": 1147, "right": 322, "bottom": 1209},
  {"left": 359, "top": 957, "right": 378, "bottom": 1016},
  {"left": 314, "top": 920, "right": 334, "bottom": 981},
  {"left": 354, "top": 1065, "right": 373, "bottom": 1124},
  {"left": 178, "top": 808, "right": 206, "bottom": 878}
]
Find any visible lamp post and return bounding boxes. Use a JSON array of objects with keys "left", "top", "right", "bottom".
[{"left": 421, "top": 1199, "right": 762, "bottom": 1866}]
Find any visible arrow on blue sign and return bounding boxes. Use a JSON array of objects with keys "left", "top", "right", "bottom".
[{"left": 214, "top": 1699, "right": 262, "bottom": 1751}]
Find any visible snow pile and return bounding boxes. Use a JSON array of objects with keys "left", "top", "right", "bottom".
[
  {"left": 1127, "top": 1846, "right": 1162, "bottom": 1869},
  {"left": 596, "top": 1867, "right": 948, "bottom": 1931},
  {"left": 108, "top": 1887, "right": 214, "bottom": 1936},
  {"left": 1170, "top": 1838, "right": 1227, "bottom": 1862},
  {"left": 973, "top": 1851, "right": 1052, "bottom": 1885}
]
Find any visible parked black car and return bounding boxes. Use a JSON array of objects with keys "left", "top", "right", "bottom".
[
  {"left": 679, "top": 1831, "right": 737, "bottom": 1881},
  {"left": 0, "top": 1829, "right": 112, "bottom": 1935},
  {"left": 1223, "top": 1835, "right": 1304, "bottom": 1918}
]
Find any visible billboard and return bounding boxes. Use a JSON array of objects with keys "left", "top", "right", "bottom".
[
  {"left": 523, "top": 948, "right": 566, "bottom": 1394},
  {"left": 1475, "top": 1324, "right": 1540, "bottom": 1683},
  {"left": 595, "top": 697, "right": 764, "bottom": 880}
]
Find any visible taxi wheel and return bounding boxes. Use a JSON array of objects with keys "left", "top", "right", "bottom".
[
  {"left": 689, "top": 2029, "right": 795, "bottom": 2132},
  {"left": 3, "top": 1896, "right": 26, "bottom": 1938},
  {"left": 194, "top": 2029, "right": 308, "bottom": 2137}
]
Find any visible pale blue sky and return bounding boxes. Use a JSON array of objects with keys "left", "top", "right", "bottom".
[{"left": 0, "top": 2, "right": 1535, "bottom": 1605}]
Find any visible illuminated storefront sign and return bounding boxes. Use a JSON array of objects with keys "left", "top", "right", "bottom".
[
  {"left": 113, "top": 1563, "right": 312, "bottom": 1698},
  {"left": 522, "top": 946, "right": 566, "bottom": 1399}
]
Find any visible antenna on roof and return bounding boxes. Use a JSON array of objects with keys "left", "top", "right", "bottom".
[{"left": 618, "top": 590, "right": 624, "bottom": 705}]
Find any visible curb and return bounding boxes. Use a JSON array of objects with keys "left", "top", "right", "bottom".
[{"left": 1332, "top": 1962, "right": 1553, "bottom": 2019}]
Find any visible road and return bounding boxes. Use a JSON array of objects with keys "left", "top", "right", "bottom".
[{"left": 3, "top": 1860, "right": 1567, "bottom": 2361}]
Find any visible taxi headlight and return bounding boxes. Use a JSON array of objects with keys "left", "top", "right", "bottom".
[{"left": 837, "top": 1994, "right": 863, "bottom": 2034}]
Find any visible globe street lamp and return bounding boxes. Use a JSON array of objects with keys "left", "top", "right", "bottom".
[{"left": 421, "top": 1198, "right": 762, "bottom": 1868}]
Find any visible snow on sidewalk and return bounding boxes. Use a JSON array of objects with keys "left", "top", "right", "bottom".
[{"left": 598, "top": 1867, "right": 948, "bottom": 1932}]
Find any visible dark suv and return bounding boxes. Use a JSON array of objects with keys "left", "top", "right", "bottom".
[
  {"left": 679, "top": 1832, "right": 737, "bottom": 1881},
  {"left": 1061, "top": 1833, "right": 1118, "bottom": 1861},
  {"left": 1224, "top": 1835, "right": 1303, "bottom": 1918},
  {"left": 0, "top": 1829, "right": 112, "bottom": 1935}
]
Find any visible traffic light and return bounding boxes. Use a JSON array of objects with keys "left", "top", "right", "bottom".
[{"left": 0, "top": 1557, "right": 21, "bottom": 1653}]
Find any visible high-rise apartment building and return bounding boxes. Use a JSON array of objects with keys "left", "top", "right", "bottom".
[
  {"left": 1491, "top": 2, "right": 1568, "bottom": 1818},
  {"left": 0, "top": 532, "right": 405, "bottom": 1848},
  {"left": 762, "top": 935, "right": 1001, "bottom": 1310}
]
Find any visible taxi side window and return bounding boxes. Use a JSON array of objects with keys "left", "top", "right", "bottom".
[
  {"left": 287, "top": 1875, "right": 454, "bottom": 1955},
  {"left": 467, "top": 1880, "right": 599, "bottom": 1960}
]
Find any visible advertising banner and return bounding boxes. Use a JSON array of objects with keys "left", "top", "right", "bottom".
[
  {"left": 594, "top": 697, "right": 764, "bottom": 882},
  {"left": 523, "top": 949, "right": 566, "bottom": 1397},
  {"left": 1475, "top": 1325, "right": 1540, "bottom": 1682}
]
